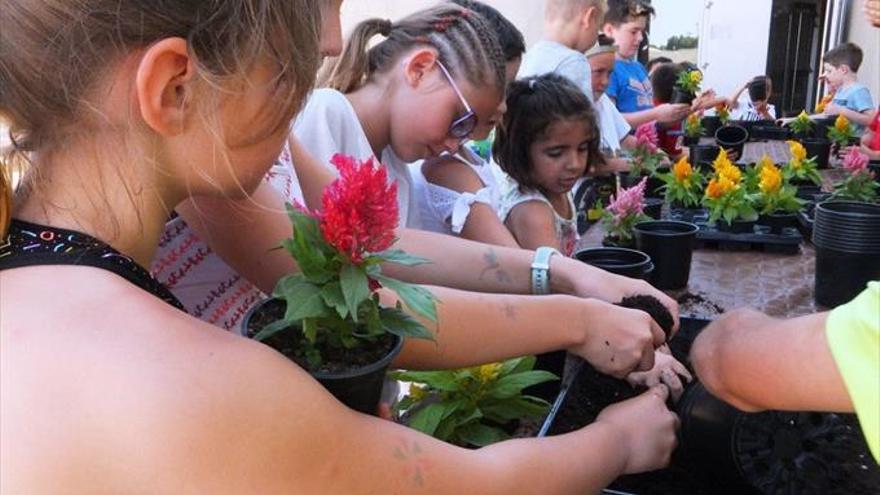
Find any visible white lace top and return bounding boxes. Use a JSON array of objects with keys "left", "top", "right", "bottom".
[
  {"left": 499, "top": 182, "right": 579, "bottom": 257},
  {"left": 412, "top": 148, "right": 502, "bottom": 236}
]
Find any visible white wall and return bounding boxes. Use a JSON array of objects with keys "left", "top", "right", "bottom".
[
  {"left": 845, "top": 2, "right": 880, "bottom": 102},
  {"left": 697, "top": 0, "right": 773, "bottom": 98}
]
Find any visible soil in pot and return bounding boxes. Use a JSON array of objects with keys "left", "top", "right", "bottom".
[{"left": 245, "top": 298, "right": 401, "bottom": 415}]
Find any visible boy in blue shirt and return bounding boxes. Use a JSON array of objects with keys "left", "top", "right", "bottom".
[
  {"left": 820, "top": 42, "right": 875, "bottom": 130},
  {"left": 602, "top": 0, "right": 688, "bottom": 128}
]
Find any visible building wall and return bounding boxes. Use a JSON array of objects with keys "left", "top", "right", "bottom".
[{"left": 845, "top": 3, "right": 880, "bottom": 102}]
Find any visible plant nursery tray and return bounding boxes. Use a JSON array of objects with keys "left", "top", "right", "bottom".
[{"left": 667, "top": 209, "right": 803, "bottom": 255}]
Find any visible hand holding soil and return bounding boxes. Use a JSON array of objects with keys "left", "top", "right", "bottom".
[
  {"left": 595, "top": 385, "right": 680, "bottom": 475},
  {"left": 575, "top": 300, "right": 665, "bottom": 378},
  {"left": 626, "top": 350, "right": 693, "bottom": 402}
]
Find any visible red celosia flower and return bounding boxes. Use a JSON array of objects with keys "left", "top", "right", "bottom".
[{"left": 319, "top": 154, "right": 399, "bottom": 263}]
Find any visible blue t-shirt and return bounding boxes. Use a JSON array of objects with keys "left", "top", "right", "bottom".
[
  {"left": 832, "top": 83, "right": 875, "bottom": 114},
  {"left": 607, "top": 58, "right": 654, "bottom": 114}
]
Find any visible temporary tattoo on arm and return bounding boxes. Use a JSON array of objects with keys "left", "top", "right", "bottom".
[
  {"left": 479, "top": 248, "right": 513, "bottom": 284},
  {"left": 503, "top": 302, "right": 518, "bottom": 321},
  {"left": 393, "top": 438, "right": 432, "bottom": 487}
]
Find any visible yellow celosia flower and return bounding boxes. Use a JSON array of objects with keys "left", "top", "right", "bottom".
[
  {"left": 706, "top": 176, "right": 736, "bottom": 199},
  {"left": 815, "top": 94, "right": 833, "bottom": 114},
  {"left": 757, "top": 154, "right": 774, "bottom": 171},
  {"left": 835, "top": 114, "right": 850, "bottom": 133},
  {"left": 477, "top": 362, "right": 503, "bottom": 382},
  {"left": 712, "top": 148, "right": 731, "bottom": 172},
  {"left": 673, "top": 156, "right": 693, "bottom": 183},
  {"left": 759, "top": 163, "right": 783, "bottom": 195},
  {"left": 717, "top": 161, "right": 742, "bottom": 184},
  {"left": 787, "top": 140, "right": 807, "bottom": 162},
  {"left": 689, "top": 71, "right": 702, "bottom": 84},
  {"left": 687, "top": 113, "right": 700, "bottom": 126},
  {"left": 796, "top": 110, "right": 810, "bottom": 123}
]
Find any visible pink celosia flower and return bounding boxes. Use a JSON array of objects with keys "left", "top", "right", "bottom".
[
  {"left": 842, "top": 148, "right": 870, "bottom": 175},
  {"left": 635, "top": 122, "right": 659, "bottom": 154},
  {"left": 607, "top": 177, "right": 647, "bottom": 222},
  {"left": 319, "top": 154, "right": 399, "bottom": 263}
]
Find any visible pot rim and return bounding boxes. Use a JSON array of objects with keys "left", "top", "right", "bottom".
[
  {"left": 574, "top": 247, "right": 652, "bottom": 268},
  {"left": 634, "top": 220, "right": 700, "bottom": 236}
]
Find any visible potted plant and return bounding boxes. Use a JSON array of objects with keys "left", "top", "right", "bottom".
[
  {"left": 245, "top": 154, "right": 438, "bottom": 415},
  {"left": 788, "top": 110, "right": 815, "bottom": 140},
  {"left": 789, "top": 111, "right": 832, "bottom": 169},
  {"left": 831, "top": 148, "right": 879, "bottom": 203},
  {"left": 683, "top": 112, "right": 704, "bottom": 147},
  {"left": 827, "top": 114, "right": 858, "bottom": 158},
  {"left": 622, "top": 122, "right": 668, "bottom": 198},
  {"left": 601, "top": 177, "right": 652, "bottom": 248},
  {"left": 661, "top": 156, "right": 705, "bottom": 210},
  {"left": 754, "top": 155, "right": 804, "bottom": 233},
  {"left": 392, "top": 357, "right": 557, "bottom": 447},
  {"left": 701, "top": 103, "right": 727, "bottom": 138},
  {"left": 703, "top": 150, "right": 759, "bottom": 233},
  {"left": 672, "top": 68, "right": 702, "bottom": 105}
]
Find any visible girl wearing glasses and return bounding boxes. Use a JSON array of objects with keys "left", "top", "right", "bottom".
[{"left": 294, "top": 5, "right": 506, "bottom": 229}]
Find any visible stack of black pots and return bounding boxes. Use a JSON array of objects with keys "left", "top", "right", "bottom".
[{"left": 813, "top": 201, "right": 880, "bottom": 308}]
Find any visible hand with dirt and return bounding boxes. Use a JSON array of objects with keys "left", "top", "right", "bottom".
[
  {"left": 626, "top": 347, "right": 693, "bottom": 402},
  {"left": 596, "top": 385, "right": 680, "bottom": 474},
  {"left": 574, "top": 300, "right": 666, "bottom": 378},
  {"left": 609, "top": 279, "right": 681, "bottom": 336}
]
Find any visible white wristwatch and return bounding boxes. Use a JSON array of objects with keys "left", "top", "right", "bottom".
[{"left": 530, "top": 246, "right": 560, "bottom": 295}]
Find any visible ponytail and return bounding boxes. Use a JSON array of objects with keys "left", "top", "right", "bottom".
[
  {"left": 318, "top": 5, "right": 505, "bottom": 96},
  {"left": 318, "top": 18, "right": 394, "bottom": 93},
  {"left": 0, "top": 155, "right": 12, "bottom": 240}
]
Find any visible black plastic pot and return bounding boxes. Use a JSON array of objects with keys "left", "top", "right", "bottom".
[
  {"left": 701, "top": 116, "right": 722, "bottom": 138},
  {"left": 715, "top": 125, "right": 749, "bottom": 159},
  {"left": 759, "top": 212, "right": 798, "bottom": 234},
  {"left": 671, "top": 88, "right": 696, "bottom": 105},
  {"left": 642, "top": 197, "right": 664, "bottom": 220},
  {"left": 813, "top": 116, "right": 836, "bottom": 140},
  {"left": 634, "top": 221, "right": 699, "bottom": 290},
  {"left": 574, "top": 247, "right": 654, "bottom": 280},
  {"left": 801, "top": 138, "right": 832, "bottom": 169},
  {"left": 690, "top": 144, "right": 721, "bottom": 170},
  {"left": 683, "top": 135, "right": 700, "bottom": 147},
  {"left": 813, "top": 201, "right": 880, "bottom": 308},
  {"left": 243, "top": 298, "right": 403, "bottom": 415},
  {"left": 749, "top": 124, "right": 792, "bottom": 141},
  {"left": 716, "top": 218, "right": 756, "bottom": 234},
  {"left": 619, "top": 171, "right": 666, "bottom": 199},
  {"left": 869, "top": 162, "right": 880, "bottom": 184}
]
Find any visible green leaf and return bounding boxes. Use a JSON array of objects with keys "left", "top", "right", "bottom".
[
  {"left": 340, "top": 264, "right": 369, "bottom": 323},
  {"left": 488, "top": 370, "right": 559, "bottom": 399},
  {"left": 481, "top": 397, "right": 551, "bottom": 422},
  {"left": 252, "top": 318, "right": 294, "bottom": 342},
  {"left": 498, "top": 356, "right": 536, "bottom": 377},
  {"left": 302, "top": 318, "right": 318, "bottom": 343},
  {"left": 379, "top": 307, "right": 435, "bottom": 341},
  {"left": 391, "top": 370, "right": 460, "bottom": 391},
  {"left": 375, "top": 249, "right": 432, "bottom": 267},
  {"left": 320, "top": 282, "right": 348, "bottom": 319},
  {"left": 275, "top": 279, "right": 328, "bottom": 322},
  {"left": 375, "top": 275, "right": 438, "bottom": 322},
  {"left": 407, "top": 402, "right": 449, "bottom": 436},
  {"left": 456, "top": 423, "right": 508, "bottom": 447}
]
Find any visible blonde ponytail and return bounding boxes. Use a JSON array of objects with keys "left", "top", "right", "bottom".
[{"left": 318, "top": 19, "right": 394, "bottom": 93}]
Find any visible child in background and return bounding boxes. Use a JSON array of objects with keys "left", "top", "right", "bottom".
[
  {"left": 586, "top": 34, "right": 636, "bottom": 168},
  {"left": 646, "top": 56, "right": 672, "bottom": 76},
  {"left": 414, "top": 0, "right": 525, "bottom": 246},
  {"left": 295, "top": 5, "right": 507, "bottom": 229},
  {"left": 495, "top": 74, "right": 604, "bottom": 257},
  {"left": 517, "top": 0, "right": 607, "bottom": 100},
  {"left": 819, "top": 42, "right": 875, "bottom": 129},
  {"left": 729, "top": 76, "right": 777, "bottom": 121},
  {"left": 602, "top": 0, "right": 689, "bottom": 127},
  {"left": 649, "top": 63, "right": 688, "bottom": 160},
  {"left": 861, "top": 107, "right": 880, "bottom": 160}
]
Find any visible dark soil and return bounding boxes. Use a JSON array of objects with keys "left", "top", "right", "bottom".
[
  {"left": 618, "top": 295, "right": 675, "bottom": 341},
  {"left": 676, "top": 292, "right": 725, "bottom": 319},
  {"left": 246, "top": 298, "right": 396, "bottom": 374}
]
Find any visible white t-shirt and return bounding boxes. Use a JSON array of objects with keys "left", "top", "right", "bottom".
[
  {"left": 730, "top": 95, "right": 777, "bottom": 121},
  {"left": 517, "top": 40, "right": 594, "bottom": 102},
  {"left": 595, "top": 94, "right": 631, "bottom": 153},
  {"left": 293, "top": 88, "right": 421, "bottom": 229}
]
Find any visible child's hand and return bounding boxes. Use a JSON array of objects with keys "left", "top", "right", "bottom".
[
  {"left": 596, "top": 385, "right": 679, "bottom": 474},
  {"left": 656, "top": 103, "right": 690, "bottom": 124},
  {"left": 866, "top": 0, "right": 880, "bottom": 27},
  {"left": 823, "top": 102, "right": 842, "bottom": 116},
  {"left": 626, "top": 349, "right": 693, "bottom": 401}
]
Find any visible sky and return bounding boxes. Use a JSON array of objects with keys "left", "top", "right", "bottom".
[{"left": 649, "top": 0, "right": 705, "bottom": 47}]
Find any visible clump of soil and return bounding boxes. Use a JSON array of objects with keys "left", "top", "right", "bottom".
[
  {"left": 618, "top": 294, "right": 675, "bottom": 341},
  {"left": 246, "top": 298, "right": 396, "bottom": 374},
  {"left": 677, "top": 292, "right": 725, "bottom": 319}
]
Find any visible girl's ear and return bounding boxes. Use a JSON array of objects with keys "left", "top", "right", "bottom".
[
  {"left": 135, "top": 37, "right": 196, "bottom": 137},
  {"left": 402, "top": 48, "right": 440, "bottom": 89}
]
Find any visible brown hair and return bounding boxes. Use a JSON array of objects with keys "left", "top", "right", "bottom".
[
  {"left": 604, "top": 0, "right": 654, "bottom": 26},
  {"left": 0, "top": 0, "right": 322, "bottom": 238},
  {"left": 318, "top": 5, "right": 506, "bottom": 96},
  {"left": 493, "top": 74, "right": 604, "bottom": 192},
  {"left": 824, "top": 42, "right": 864, "bottom": 72}
]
